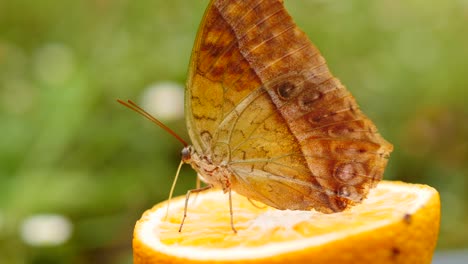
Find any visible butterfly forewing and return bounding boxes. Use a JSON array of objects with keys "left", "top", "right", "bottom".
[
  {"left": 186, "top": 0, "right": 263, "bottom": 155},
  {"left": 186, "top": 0, "right": 393, "bottom": 213}
]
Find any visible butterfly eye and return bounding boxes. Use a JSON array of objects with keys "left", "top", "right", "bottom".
[{"left": 181, "top": 147, "right": 192, "bottom": 162}]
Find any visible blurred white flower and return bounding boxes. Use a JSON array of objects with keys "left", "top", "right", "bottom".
[
  {"left": 33, "top": 43, "right": 75, "bottom": 86},
  {"left": 20, "top": 214, "right": 73, "bottom": 246},
  {"left": 140, "top": 82, "right": 185, "bottom": 121}
]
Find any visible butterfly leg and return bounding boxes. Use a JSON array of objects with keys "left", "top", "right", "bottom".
[
  {"left": 196, "top": 175, "right": 201, "bottom": 189},
  {"left": 179, "top": 185, "right": 212, "bottom": 232},
  {"left": 228, "top": 188, "right": 238, "bottom": 234},
  {"left": 191, "top": 175, "right": 202, "bottom": 204}
]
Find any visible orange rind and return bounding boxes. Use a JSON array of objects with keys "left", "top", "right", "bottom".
[{"left": 133, "top": 181, "right": 440, "bottom": 264}]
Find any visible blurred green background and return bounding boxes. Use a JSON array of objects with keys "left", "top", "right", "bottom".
[{"left": 0, "top": 0, "right": 467, "bottom": 263}]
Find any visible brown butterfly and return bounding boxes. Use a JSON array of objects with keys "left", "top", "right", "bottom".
[{"left": 120, "top": 0, "right": 392, "bottom": 233}]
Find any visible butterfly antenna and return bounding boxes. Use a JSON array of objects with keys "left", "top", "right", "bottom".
[{"left": 117, "top": 99, "right": 188, "bottom": 147}]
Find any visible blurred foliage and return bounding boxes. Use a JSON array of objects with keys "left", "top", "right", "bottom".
[{"left": 0, "top": 0, "right": 467, "bottom": 263}]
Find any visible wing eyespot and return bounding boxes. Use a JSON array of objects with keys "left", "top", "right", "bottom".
[
  {"left": 276, "top": 81, "right": 298, "bottom": 100},
  {"left": 333, "top": 162, "right": 367, "bottom": 185},
  {"left": 297, "top": 89, "right": 322, "bottom": 112}
]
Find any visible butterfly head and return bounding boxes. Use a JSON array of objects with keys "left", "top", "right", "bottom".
[{"left": 181, "top": 145, "right": 194, "bottom": 163}]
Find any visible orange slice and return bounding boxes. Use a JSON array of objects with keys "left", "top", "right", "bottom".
[{"left": 133, "top": 181, "right": 440, "bottom": 264}]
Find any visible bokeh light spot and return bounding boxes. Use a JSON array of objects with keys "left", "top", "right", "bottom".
[
  {"left": 140, "top": 82, "right": 185, "bottom": 121},
  {"left": 20, "top": 214, "right": 73, "bottom": 247},
  {"left": 33, "top": 43, "right": 76, "bottom": 86}
]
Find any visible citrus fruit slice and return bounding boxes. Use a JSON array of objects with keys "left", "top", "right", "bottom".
[{"left": 133, "top": 181, "right": 440, "bottom": 264}]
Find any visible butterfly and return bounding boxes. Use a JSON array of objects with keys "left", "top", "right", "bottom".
[{"left": 120, "top": 0, "right": 393, "bottom": 233}]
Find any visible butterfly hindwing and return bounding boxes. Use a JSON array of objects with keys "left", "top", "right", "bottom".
[{"left": 186, "top": 0, "right": 393, "bottom": 212}]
